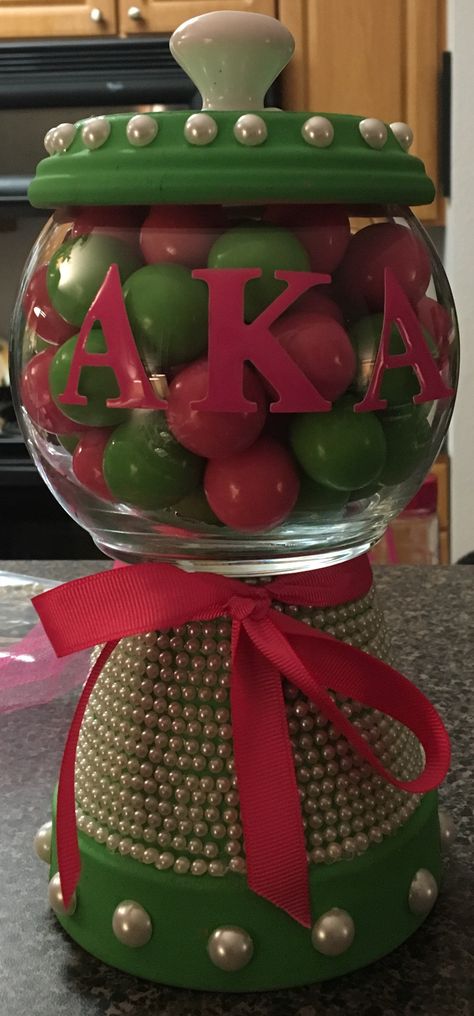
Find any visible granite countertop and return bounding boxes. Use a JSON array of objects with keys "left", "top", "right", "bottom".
[{"left": 0, "top": 561, "right": 472, "bottom": 1016}]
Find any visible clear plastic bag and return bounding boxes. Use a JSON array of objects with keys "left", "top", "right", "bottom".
[{"left": 0, "top": 572, "right": 91, "bottom": 712}]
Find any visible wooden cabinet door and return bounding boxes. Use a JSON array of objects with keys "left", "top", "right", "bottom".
[
  {"left": 279, "top": 0, "right": 445, "bottom": 222},
  {"left": 0, "top": 0, "right": 117, "bottom": 37},
  {"left": 119, "top": 0, "right": 276, "bottom": 37}
]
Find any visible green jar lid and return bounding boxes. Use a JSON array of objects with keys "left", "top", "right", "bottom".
[{"left": 29, "top": 11, "right": 434, "bottom": 210}]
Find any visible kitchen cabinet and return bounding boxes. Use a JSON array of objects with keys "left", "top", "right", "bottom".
[
  {"left": 0, "top": 0, "right": 117, "bottom": 37},
  {"left": 278, "top": 0, "right": 446, "bottom": 223},
  {"left": 118, "top": 0, "right": 276, "bottom": 36}
]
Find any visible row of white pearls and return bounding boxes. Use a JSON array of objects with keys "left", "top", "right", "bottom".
[
  {"left": 44, "top": 122, "right": 77, "bottom": 155},
  {"left": 43, "top": 117, "right": 111, "bottom": 154},
  {"left": 301, "top": 117, "right": 414, "bottom": 151},
  {"left": 126, "top": 111, "right": 269, "bottom": 148},
  {"left": 44, "top": 114, "right": 414, "bottom": 156},
  {"left": 112, "top": 909, "right": 357, "bottom": 964},
  {"left": 358, "top": 118, "right": 414, "bottom": 151},
  {"left": 38, "top": 805, "right": 454, "bottom": 887},
  {"left": 48, "top": 871, "right": 438, "bottom": 958}
]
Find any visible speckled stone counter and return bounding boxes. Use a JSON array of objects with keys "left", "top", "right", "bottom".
[{"left": 0, "top": 561, "right": 472, "bottom": 1016}]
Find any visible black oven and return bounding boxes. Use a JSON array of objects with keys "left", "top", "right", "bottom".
[{"left": 1, "top": 37, "right": 279, "bottom": 558}]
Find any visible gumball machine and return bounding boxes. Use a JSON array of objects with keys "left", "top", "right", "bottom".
[{"left": 12, "top": 9, "right": 458, "bottom": 990}]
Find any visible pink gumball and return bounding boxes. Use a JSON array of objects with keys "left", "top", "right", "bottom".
[
  {"left": 291, "top": 287, "right": 344, "bottom": 323},
  {"left": 337, "top": 221, "right": 432, "bottom": 316},
  {"left": 23, "top": 265, "right": 77, "bottom": 346},
  {"left": 417, "top": 296, "right": 453, "bottom": 362},
  {"left": 140, "top": 205, "right": 225, "bottom": 269},
  {"left": 167, "top": 359, "right": 267, "bottom": 458},
  {"left": 271, "top": 310, "right": 356, "bottom": 401},
  {"left": 264, "top": 204, "right": 351, "bottom": 273},
  {"left": 72, "top": 428, "right": 113, "bottom": 500},
  {"left": 204, "top": 436, "right": 299, "bottom": 531},
  {"left": 70, "top": 205, "right": 145, "bottom": 242},
  {"left": 21, "top": 349, "right": 79, "bottom": 434}
]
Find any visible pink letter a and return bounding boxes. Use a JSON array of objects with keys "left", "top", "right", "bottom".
[
  {"left": 355, "top": 268, "right": 454, "bottom": 412},
  {"left": 58, "top": 264, "right": 166, "bottom": 410}
]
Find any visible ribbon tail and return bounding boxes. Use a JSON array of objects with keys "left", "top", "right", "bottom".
[
  {"left": 231, "top": 623, "right": 311, "bottom": 928},
  {"left": 281, "top": 619, "right": 450, "bottom": 792},
  {"left": 255, "top": 610, "right": 450, "bottom": 794},
  {"left": 57, "top": 640, "right": 118, "bottom": 908}
]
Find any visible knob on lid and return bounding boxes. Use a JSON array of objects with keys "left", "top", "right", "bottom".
[
  {"left": 170, "top": 10, "right": 294, "bottom": 111},
  {"left": 29, "top": 9, "right": 435, "bottom": 209}
]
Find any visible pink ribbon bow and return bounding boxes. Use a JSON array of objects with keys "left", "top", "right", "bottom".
[{"left": 33, "top": 556, "right": 450, "bottom": 928}]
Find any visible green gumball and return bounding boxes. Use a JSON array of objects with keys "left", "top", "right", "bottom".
[
  {"left": 171, "top": 486, "right": 222, "bottom": 526},
  {"left": 123, "top": 264, "right": 208, "bottom": 370},
  {"left": 349, "top": 479, "right": 382, "bottom": 502},
  {"left": 207, "top": 225, "right": 311, "bottom": 321},
  {"left": 47, "top": 234, "right": 142, "bottom": 326},
  {"left": 290, "top": 398, "right": 386, "bottom": 492},
  {"left": 103, "top": 411, "right": 203, "bottom": 511},
  {"left": 349, "top": 314, "right": 435, "bottom": 408},
  {"left": 49, "top": 328, "right": 130, "bottom": 427},
  {"left": 378, "top": 404, "right": 433, "bottom": 486},
  {"left": 295, "top": 474, "right": 350, "bottom": 513},
  {"left": 58, "top": 433, "right": 81, "bottom": 454}
]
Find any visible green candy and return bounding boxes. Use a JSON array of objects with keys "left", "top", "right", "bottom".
[
  {"left": 49, "top": 328, "right": 130, "bottom": 427},
  {"left": 378, "top": 404, "right": 433, "bottom": 485},
  {"left": 58, "top": 433, "right": 81, "bottom": 454},
  {"left": 32, "top": 337, "right": 50, "bottom": 355},
  {"left": 207, "top": 225, "right": 310, "bottom": 321},
  {"left": 295, "top": 474, "right": 350, "bottom": 513},
  {"left": 350, "top": 480, "right": 382, "bottom": 502},
  {"left": 123, "top": 264, "right": 208, "bottom": 370},
  {"left": 47, "top": 234, "right": 142, "bottom": 326},
  {"left": 290, "top": 399, "right": 386, "bottom": 492},
  {"left": 103, "top": 411, "right": 203, "bottom": 511},
  {"left": 170, "top": 486, "right": 222, "bottom": 526},
  {"left": 349, "top": 313, "right": 435, "bottom": 408}
]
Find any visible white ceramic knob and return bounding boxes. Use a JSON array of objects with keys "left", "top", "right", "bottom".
[
  {"left": 90, "top": 7, "right": 104, "bottom": 23},
  {"left": 170, "top": 10, "right": 294, "bottom": 111},
  {"left": 128, "top": 5, "right": 142, "bottom": 20}
]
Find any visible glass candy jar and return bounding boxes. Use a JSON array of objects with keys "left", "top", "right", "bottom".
[
  {"left": 10, "top": 15, "right": 458, "bottom": 574},
  {"left": 19, "top": 10, "right": 457, "bottom": 992}
]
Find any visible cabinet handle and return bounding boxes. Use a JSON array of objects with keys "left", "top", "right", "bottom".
[
  {"left": 89, "top": 7, "right": 104, "bottom": 22},
  {"left": 127, "top": 5, "right": 143, "bottom": 20}
]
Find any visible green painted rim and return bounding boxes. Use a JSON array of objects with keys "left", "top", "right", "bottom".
[
  {"left": 50, "top": 791, "right": 442, "bottom": 990},
  {"left": 29, "top": 111, "right": 435, "bottom": 209}
]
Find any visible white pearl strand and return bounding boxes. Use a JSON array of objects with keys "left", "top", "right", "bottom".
[{"left": 74, "top": 588, "right": 423, "bottom": 876}]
